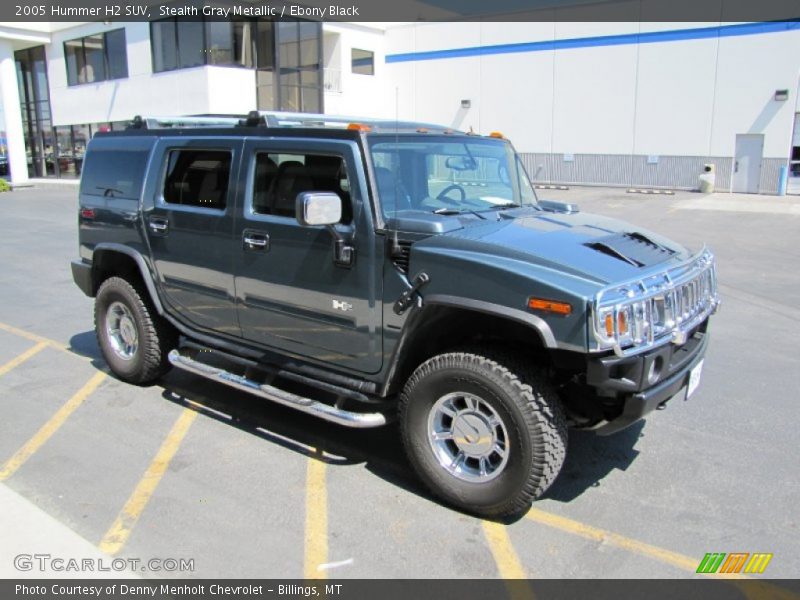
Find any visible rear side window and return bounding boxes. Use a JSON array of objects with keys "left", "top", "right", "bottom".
[
  {"left": 80, "top": 149, "right": 149, "bottom": 200},
  {"left": 163, "top": 149, "right": 231, "bottom": 210}
]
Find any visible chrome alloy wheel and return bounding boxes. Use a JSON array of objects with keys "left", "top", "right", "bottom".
[
  {"left": 427, "top": 392, "right": 510, "bottom": 482},
  {"left": 105, "top": 301, "right": 138, "bottom": 360}
]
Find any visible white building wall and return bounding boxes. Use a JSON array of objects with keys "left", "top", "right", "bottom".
[
  {"left": 632, "top": 34, "right": 718, "bottom": 157},
  {"left": 383, "top": 21, "right": 800, "bottom": 192},
  {"left": 323, "top": 23, "right": 390, "bottom": 118},
  {"left": 46, "top": 22, "right": 256, "bottom": 126},
  {"left": 710, "top": 28, "right": 800, "bottom": 158}
]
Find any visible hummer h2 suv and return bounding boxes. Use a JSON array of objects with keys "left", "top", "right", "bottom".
[{"left": 71, "top": 111, "right": 719, "bottom": 517}]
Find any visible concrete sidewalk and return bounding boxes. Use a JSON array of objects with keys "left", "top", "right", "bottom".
[{"left": 0, "top": 484, "right": 135, "bottom": 579}]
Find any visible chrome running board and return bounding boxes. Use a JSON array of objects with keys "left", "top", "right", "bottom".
[{"left": 168, "top": 350, "right": 387, "bottom": 428}]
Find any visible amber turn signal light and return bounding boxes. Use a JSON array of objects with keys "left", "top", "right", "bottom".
[
  {"left": 528, "top": 297, "right": 572, "bottom": 316},
  {"left": 604, "top": 313, "right": 614, "bottom": 337},
  {"left": 617, "top": 311, "right": 629, "bottom": 336}
]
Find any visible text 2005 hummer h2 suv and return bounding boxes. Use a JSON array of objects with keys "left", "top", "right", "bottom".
[{"left": 72, "top": 111, "right": 719, "bottom": 517}]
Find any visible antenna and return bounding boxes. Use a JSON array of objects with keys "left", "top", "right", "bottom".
[{"left": 391, "top": 86, "right": 401, "bottom": 257}]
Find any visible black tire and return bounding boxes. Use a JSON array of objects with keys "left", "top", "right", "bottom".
[
  {"left": 399, "top": 349, "right": 567, "bottom": 518},
  {"left": 95, "top": 276, "right": 177, "bottom": 384}
]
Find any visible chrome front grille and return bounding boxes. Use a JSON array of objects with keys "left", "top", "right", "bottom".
[{"left": 592, "top": 248, "right": 719, "bottom": 356}]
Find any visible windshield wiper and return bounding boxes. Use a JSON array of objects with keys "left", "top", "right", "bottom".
[
  {"left": 491, "top": 202, "right": 521, "bottom": 209},
  {"left": 433, "top": 207, "right": 487, "bottom": 219}
]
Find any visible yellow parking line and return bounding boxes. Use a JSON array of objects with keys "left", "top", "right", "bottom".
[
  {"left": 482, "top": 520, "right": 528, "bottom": 578},
  {"left": 99, "top": 408, "right": 198, "bottom": 555},
  {"left": 525, "top": 507, "right": 747, "bottom": 578},
  {"left": 0, "top": 321, "right": 71, "bottom": 354},
  {"left": 0, "top": 342, "right": 48, "bottom": 377},
  {"left": 0, "top": 371, "right": 106, "bottom": 482},
  {"left": 304, "top": 450, "right": 328, "bottom": 579}
]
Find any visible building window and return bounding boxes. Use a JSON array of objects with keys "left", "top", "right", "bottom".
[
  {"left": 148, "top": 17, "right": 321, "bottom": 113},
  {"left": 151, "top": 18, "right": 257, "bottom": 72},
  {"left": 276, "top": 20, "right": 322, "bottom": 112},
  {"left": 351, "top": 48, "right": 374, "bottom": 75},
  {"left": 163, "top": 149, "right": 232, "bottom": 210},
  {"left": 64, "top": 29, "right": 128, "bottom": 85}
]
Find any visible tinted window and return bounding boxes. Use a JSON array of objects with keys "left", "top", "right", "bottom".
[
  {"left": 151, "top": 20, "right": 177, "bottom": 72},
  {"left": 80, "top": 149, "right": 149, "bottom": 200},
  {"left": 163, "top": 150, "right": 231, "bottom": 210},
  {"left": 105, "top": 29, "right": 128, "bottom": 79},
  {"left": 64, "top": 39, "right": 84, "bottom": 85},
  {"left": 63, "top": 29, "right": 127, "bottom": 86},
  {"left": 83, "top": 34, "right": 106, "bottom": 83},
  {"left": 352, "top": 48, "right": 374, "bottom": 75},
  {"left": 206, "top": 21, "right": 233, "bottom": 65},
  {"left": 177, "top": 20, "right": 205, "bottom": 68},
  {"left": 252, "top": 152, "right": 351, "bottom": 222}
]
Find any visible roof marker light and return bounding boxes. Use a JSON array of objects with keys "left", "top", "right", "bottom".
[{"left": 347, "top": 123, "right": 372, "bottom": 132}]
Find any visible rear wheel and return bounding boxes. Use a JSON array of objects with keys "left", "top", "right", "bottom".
[
  {"left": 95, "top": 276, "right": 176, "bottom": 384},
  {"left": 399, "top": 349, "right": 567, "bottom": 518}
]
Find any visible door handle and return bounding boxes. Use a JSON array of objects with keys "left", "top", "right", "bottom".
[
  {"left": 734, "top": 161, "right": 739, "bottom": 173},
  {"left": 149, "top": 217, "right": 169, "bottom": 234},
  {"left": 243, "top": 231, "right": 269, "bottom": 251}
]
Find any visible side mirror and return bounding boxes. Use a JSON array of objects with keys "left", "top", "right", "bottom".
[
  {"left": 295, "top": 191, "right": 354, "bottom": 268},
  {"left": 296, "top": 192, "right": 342, "bottom": 227}
]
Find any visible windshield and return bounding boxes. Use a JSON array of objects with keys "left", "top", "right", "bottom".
[{"left": 367, "top": 135, "right": 537, "bottom": 218}]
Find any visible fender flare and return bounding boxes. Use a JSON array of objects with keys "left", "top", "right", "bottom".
[
  {"left": 424, "top": 294, "right": 557, "bottom": 348},
  {"left": 92, "top": 243, "right": 165, "bottom": 316},
  {"left": 380, "top": 294, "right": 558, "bottom": 396}
]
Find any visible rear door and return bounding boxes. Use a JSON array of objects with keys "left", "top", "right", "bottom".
[
  {"left": 142, "top": 137, "right": 243, "bottom": 336},
  {"left": 233, "top": 137, "right": 383, "bottom": 374}
]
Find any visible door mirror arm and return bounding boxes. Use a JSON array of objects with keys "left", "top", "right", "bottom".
[
  {"left": 328, "top": 225, "right": 355, "bottom": 268},
  {"left": 296, "top": 192, "right": 354, "bottom": 267}
]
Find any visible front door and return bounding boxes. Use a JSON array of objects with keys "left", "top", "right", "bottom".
[
  {"left": 143, "top": 137, "right": 243, "bottom": 336},
  {"left": 732, "top": 134, "right": 764, "bottom": 194},
  {"left": 233, "top": 138, "right": 383, "bottom": 374}
]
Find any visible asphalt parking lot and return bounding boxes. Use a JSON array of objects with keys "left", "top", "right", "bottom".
[{"left": 0, "top": 184, "right": 798, "bottom": 580}]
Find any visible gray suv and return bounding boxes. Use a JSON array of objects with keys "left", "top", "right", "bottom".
[{"left": 71, "top": 111, "right": 719, "bottom": 517}]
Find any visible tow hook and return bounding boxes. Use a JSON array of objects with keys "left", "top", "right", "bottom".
[{"left": 394, "top": 272, "right": 430, "bottom": 315}]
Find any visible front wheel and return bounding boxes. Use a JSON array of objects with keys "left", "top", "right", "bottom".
[{"left": 399, "top": 350, "right": 567, "bottom": 518}]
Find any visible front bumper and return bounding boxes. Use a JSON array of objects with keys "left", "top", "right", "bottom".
[{"left": 587, "top": 326, "right": 709, "bottom": 436}]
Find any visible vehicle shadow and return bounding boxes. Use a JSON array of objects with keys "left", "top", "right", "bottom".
[
  {"left": 72, "top": 331, "right": 645, "bottom": 520},
  {"left": 155, "top": 365, "right": 645, "bottom": 521},
  {"left": 68, "top": 330, "right": 103, "bottom": 361},
  {"left": 544, "top": 422, "right": 644, "bottom": 504}
]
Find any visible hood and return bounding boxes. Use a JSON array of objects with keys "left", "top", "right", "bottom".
[{"left": 413, "top": 209, "right": 695, "bottom": 286}]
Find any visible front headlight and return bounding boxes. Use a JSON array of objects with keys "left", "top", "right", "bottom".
[{"left": 591, "top": 248, "right": 718, "bottom": 357}]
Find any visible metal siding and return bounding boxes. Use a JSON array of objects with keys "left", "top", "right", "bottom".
[
  {"left": 758, "top": 158, "right": 786, "bottom": 195},
  {"left": 521, "top": 153, "right": 735, "bottom": 191}
]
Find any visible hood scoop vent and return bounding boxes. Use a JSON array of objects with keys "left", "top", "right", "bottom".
[{"left": 585, "top": 232, "right": 675, "bottom": 268}]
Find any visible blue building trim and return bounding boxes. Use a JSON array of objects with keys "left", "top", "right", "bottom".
[{"left": 385, "top": 21, "right": 800, "bottom": 64}]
